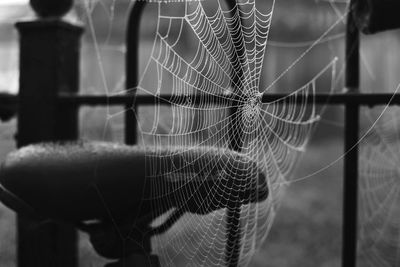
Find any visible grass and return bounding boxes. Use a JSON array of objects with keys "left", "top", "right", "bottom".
[{"left": 251, "top": 139, "right": 343, "bottom": 267}]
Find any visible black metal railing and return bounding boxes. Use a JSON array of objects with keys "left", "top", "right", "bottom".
[{"left": 0, "top": 0, "right": 399, "bottom": 266}]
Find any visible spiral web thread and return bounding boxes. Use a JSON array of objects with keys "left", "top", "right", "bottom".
[
  {"left": 128, "top": 1, "right": 337, "bottom": 266},
  {"left": 79, "top": 0, "right": 337, "bottom": 266},
  {"left": 359, "top": 107, "right": 400, "bottom": 267}
]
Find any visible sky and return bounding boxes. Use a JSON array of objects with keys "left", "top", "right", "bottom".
[
  {"left": 0, "top": 0, "right": 28, "bottom": 6},
  {"left": 0, "top": 0, "right": 30, "bottom": 94}
]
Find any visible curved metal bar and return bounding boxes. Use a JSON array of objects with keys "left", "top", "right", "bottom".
[
  {"left": 125, "top": 1, "right": 146, "bottom": 145},
  {"left": 125, "top": 1, "right": 242, "bottom": 266},
  {"left": 126, "top": 1, "right": 147, "bottom": 91}
]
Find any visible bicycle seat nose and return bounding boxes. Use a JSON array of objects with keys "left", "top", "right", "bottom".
[
  {"left": 0, "top": 142, "right": 268, "bottom": 226},
  {"left": 0, "top": 142, "right": 151, "bottom": 223}
]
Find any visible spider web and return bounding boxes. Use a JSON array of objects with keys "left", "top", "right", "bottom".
[
  {"left": 135, "top": 1, "right": 336, "bottom": 266},
  {"left": 4, "top": 0, "right": 400, "bottom": 266},
  {"left": 79, "top": 0, "right": 337, "bottom": 266},
  {"left": 359, "top": 107, "right": 400, "bottom": 267}
]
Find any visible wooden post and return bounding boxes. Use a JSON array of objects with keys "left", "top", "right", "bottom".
[{"left": 15, "top": 0, "right": 82, "bottom": 266}]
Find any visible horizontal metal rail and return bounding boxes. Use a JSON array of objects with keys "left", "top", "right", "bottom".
[
  {"left": 1, "top": 92, "right": 399, "bottom": 123},
  {"left": 1, "top": 92, "right": 400, "bottom": 115},
  {"left": 55, "top": 92, "right": 400, "bottom": 106},
  {"left": 56, "top": 92, "right": 400, "bottom": 106}
]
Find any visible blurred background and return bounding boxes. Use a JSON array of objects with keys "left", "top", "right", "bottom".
[{"left": 1, "top": 0, "right": 400, "bottom": 266}]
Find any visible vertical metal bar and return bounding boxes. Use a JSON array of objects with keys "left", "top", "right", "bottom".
[
  {"left": 16, "top": 19, "right": 82, "bottom": 267},
  {"left": 345, "top": 1, "right": 360, "bottom": 90},
  {"left": 126, "top": 1, "right": 146, "bottom": 145},
  {"left": 226, "top": 96, "right": 244, "bottom": 267},
  {"left": 342, "top": 2, "right": 360, "bottom": 267}
]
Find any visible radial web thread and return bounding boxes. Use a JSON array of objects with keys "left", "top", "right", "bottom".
[
  {"left": 132, "top": 1, "right": 336, "bottom": 266},
  {"left": 359, "top": 107, "right": 400, "bottom": 267}
]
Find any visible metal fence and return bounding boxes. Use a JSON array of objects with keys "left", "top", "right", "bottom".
[{"left": 0, "top": 0, "right": 399, "bottom": 267}]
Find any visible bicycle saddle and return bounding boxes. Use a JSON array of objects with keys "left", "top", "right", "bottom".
[{"left": 0, "top": 141, "right": 268, "bottom": 236}]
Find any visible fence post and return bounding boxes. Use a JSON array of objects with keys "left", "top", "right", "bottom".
[
  {"left": 15, "top": 1, "right": 82, "bottom": 266},
  {"left": 342, "top": 2, "right": 360, "bottom": 267}
]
